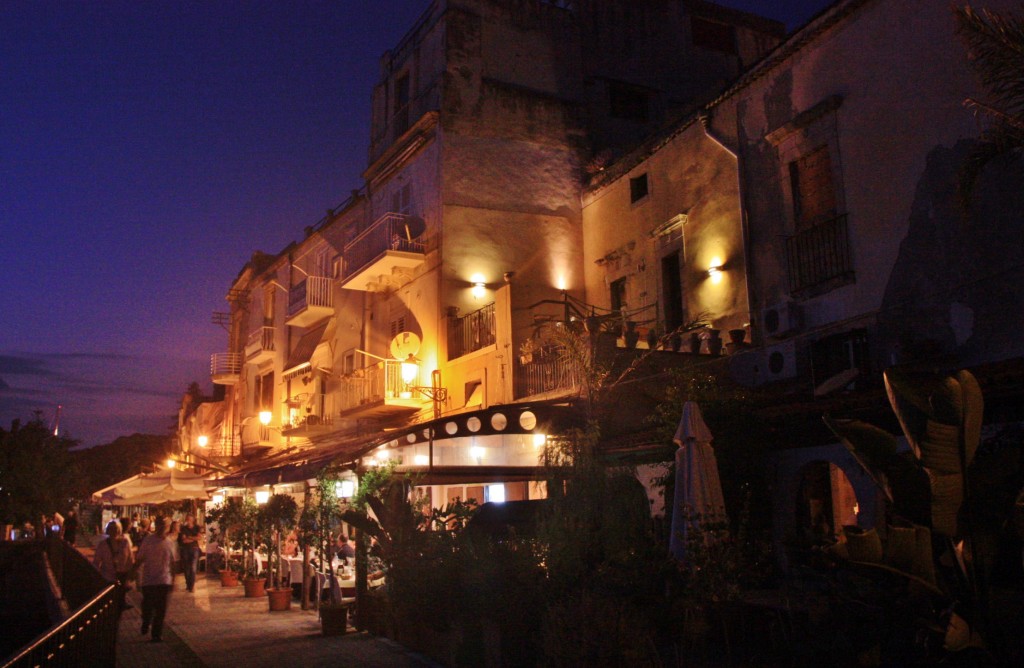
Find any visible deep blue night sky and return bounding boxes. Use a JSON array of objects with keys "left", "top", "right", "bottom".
[{"left": 0, "top": 0, "right": 830, "bottom": 446}]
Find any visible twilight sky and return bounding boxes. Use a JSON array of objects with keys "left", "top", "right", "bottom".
[{"left": 0, "top": 0, "right": 830, "bottom": 447}]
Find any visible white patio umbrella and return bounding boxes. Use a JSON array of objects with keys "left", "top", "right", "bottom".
[
  {"left": 92, "top": 468, "right": 210, "bottom": 506},
  {"left": 669, "top": 401, "right": 728, "bottom": 562}
]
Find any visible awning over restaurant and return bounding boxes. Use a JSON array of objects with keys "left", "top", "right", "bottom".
[
  {"left": 283, "top": 322, "right": 328, "bottom": 378},
  {"left": 92, "top": 469, "right": 212, "bottom": 505},
  {"left": 212, "top": 446, "right": 351, "bottom": 489}
]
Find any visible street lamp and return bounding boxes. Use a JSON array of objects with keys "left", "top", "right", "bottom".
[{"left": 197, "top": 435, "right": 209, "bottom": 448}]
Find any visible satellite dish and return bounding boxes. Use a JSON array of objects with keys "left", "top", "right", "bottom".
[{"left": 389, "top": 331, "right": 421, "bottom": 360}]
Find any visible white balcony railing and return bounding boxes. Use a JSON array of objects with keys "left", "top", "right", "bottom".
[
  {"left": 210, "top": 353, "right": 242, "bottom": 384},
  {"left": 287, "top": 276, "right": 333, "bottom": 320},
  {"left": 343, "top": 213, "right": 426, "bottom": 282},
  {"left": 339, "top": 359, "right": 422, "bottom": 413},
  {"left": 245, "top": 326, "right": 275, "bottom": 359}
]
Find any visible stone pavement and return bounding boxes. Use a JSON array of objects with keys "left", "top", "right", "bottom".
[{"left": 106, "top": 564, "right": 439, "bottom": 667}]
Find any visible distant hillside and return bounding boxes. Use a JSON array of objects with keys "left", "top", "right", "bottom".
[{"left": 74, "top": 433, "right": 172, "bottom": 494}]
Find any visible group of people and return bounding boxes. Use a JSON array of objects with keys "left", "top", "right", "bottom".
[{"left": 92, "top": 512, "right": 204, "bottom": 643}]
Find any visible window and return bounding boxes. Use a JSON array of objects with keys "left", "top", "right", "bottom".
[
  {"left": 610, "top": 277, "right": 627, "bottom": 314},
  {"left": 342, "top": 349, "right": 356, "bottom": 374},
  {"left": 391, "top": 182, "right": 412, "bottom": 215},
  {"left": 608, "top": 81, "right": 648, "bottom": 122},
  {"left": 263, "top": 285, "right": 275, "bottom": 326},
  {"left": 789, "top": 145, "right": 836, "bottom": 230},
  {"left": 691, "top": 17, "right": 737, "bottom": 54},
  {"left": 630, "top": 173, "right": 649, "bottom": 203},
  {"left": 256, "top": 371, "right": 274, "bottom": 412},
  {"left": 810, "top": 329, "right": 869, "bottom": 389},
  {"left": 394, "top": 73, "right": 410, "bottom": 135},
  {"left": 390, "top": 315, "right": 407, "bottom": 339}
]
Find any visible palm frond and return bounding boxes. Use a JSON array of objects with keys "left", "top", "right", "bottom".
[{"left": 955, "top": 4, "right": 1024, "bottom": 119}]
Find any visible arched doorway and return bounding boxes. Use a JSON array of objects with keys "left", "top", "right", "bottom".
[{"left": 795, "top": 460, "right": 859, "bottom": 544}]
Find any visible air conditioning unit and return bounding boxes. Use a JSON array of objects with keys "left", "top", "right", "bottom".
[
  {"left": 763, "top": 340, "right": 798, "bottom": 381},
  {"left": 762, "top": 301, "right": 802, "bottom": 338},
  {"left": 727, "top": 340, "right": 798, "bottom": 387}
]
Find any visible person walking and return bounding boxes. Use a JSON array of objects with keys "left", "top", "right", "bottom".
[
  {"left": 177, "top": 514, "right": 202, "bottom": 593},
  {"left": 61, "top": 510, "right": 78, "bottom": 546},
  {"left": 134, "top": 516, "right": 175, "bottom": 642},
  {"left": 93, "top": 520, "right": 135, "bottom": 613}
]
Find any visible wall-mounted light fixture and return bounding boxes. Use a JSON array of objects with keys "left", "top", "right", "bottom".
[
  {"left": 254, "top": 490, "right": 270, "bottom": 504},
  {"left": 470, "top": 273, "right": 487, "bottom": 299},
  {"left": 399, "top": 355, "right": 449, "bottom": 404},
  {"left": 165, "top": 458, "right": 177, "bottom": 469},
  {"left": 258, "top": 410, "right": 273, "bottom": 426},
  {"left": 197, "top": 435, "right": 209, "bottom": 448},
  {"left": 335, "top": 480, "right": 356, "bottom": 499},
  {"left": 707, "top": 258, "right": 724, "bottom": 284}
]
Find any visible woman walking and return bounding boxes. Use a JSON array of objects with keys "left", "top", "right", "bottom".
[
  {"left": 134, "top": 516, "right": 175, "bottom": 642},
  {"left": 92, "top": 520, "right": 134, "bottom": 613}
]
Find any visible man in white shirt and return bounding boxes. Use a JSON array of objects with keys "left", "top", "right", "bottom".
[{"left": 135, "top": 516, "right": 176, "bottom": 642}]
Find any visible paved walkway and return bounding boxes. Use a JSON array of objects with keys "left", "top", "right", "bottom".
[{"left": 111, "top": 569, "right": 438, "bottom": 667}]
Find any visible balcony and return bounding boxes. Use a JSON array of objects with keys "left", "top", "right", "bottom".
[
  {"left": 281, "top": 412, "right": 335, "bottom": 438},
  {"left": 210, "top": 353, "right": 241, "bottom": 385},
  {"left": 245, "top": 326, "right": 276, "bottom": 362},
  {"left": 286, "top": 276, "right": 333, "bottom": 327},
  {"left": 513, "top": 349, "right": 579, "bottom": 400},
  {"left": 785, "top": 214, "right": 854, "bottom": 296},
  {"left": 448, "top": 302, "right": 497, "bottom": 360},
  {"left": 338, "top": 359, "right": 424, "bottom": 418},
  {"left": 341, "top": 213, "right": 426, "bottom": 291}
]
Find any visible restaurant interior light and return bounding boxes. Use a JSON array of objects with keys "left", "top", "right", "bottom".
[
  {"left": 335, "top": 480, "right": 356, "bottom": 498},
  {"left": 470, "top": 446, "right": 485, "bottom": 463},
  {"left": 487, "top": 484, "right": 506, "bottom": 503},
  {"left": 211, "top": 493, "right": 224, "bottom": 505},
  {"left": 414, "top": 454, "right": 429, "bottom": 466},
  {"left": 197, "top": 435, "right": 209, "bottom": 448},
  {"left": 255, "top": 490, "right": 270, "bottom": 504}
]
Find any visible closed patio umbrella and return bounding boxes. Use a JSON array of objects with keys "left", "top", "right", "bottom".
[{"left": 669, "top": 401, "right": 727, "bottom": 562}]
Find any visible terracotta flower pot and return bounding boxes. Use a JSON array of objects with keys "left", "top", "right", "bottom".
[
  {"left": 243, "top": 577, "right": 266, "bottom": 598},
  {"left": 267, "top": 587, "right": 292, "bottom": 612},
  {"left": 220, "top": 571, "right": 239, "bottom": 587}
]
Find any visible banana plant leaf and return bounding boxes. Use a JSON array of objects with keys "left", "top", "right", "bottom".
[
  {"left": 824, "top": 415, "right": 932, "bottom": 527},
  {"left": 884, "top": 369, "right": 984, "bottom": 537},
  {"left": 823, "top": 415, "right": 899, "bottom": 503}
]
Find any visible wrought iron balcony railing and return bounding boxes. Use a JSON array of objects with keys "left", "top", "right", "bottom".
[
  {"left": 785, "top": 213, "right": 854, "bottom": 294},
  {"left": 343, "top": 213, "right": 426, "bottom": 285},
  {"left": 513, "top": 349, "right": 579, "bottom": 399},
  {"left": 448, "top": 302, "right": 497, "bottom": 360}
]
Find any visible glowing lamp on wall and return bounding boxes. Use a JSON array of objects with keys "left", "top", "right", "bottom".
[
  {"left": 197, "top": 435, "right": 209, "bottom": 448},
  {"left": 166, "top": 458, "right": 177, "bottom": 469},
  {"left": 258, "top": 410, "right": 273, "bottom": 426},
  {"left": 470, "top": 273, "right": 487, "bottom": 299},
  {"left": 414, "top": 454, "right": 429, "bottom": 466},
  {"left": 470, "top": 446, "right": 485, "bottom": 464},
  {"left": 707, "top": 258, "right": 724, "bottom": 284},
  {"left": 401, "top": 354, "right": 419, "bottom": 384},
  {"left": 255, "top": 490, "right": 270, "bottom": 504}
]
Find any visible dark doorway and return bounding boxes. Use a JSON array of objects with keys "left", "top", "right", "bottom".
[{"left": 661, "top": 252, "right": 684, "bottom": 332}]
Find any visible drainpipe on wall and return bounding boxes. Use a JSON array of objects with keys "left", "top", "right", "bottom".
[{"left": 699, "top": 109, "right": 756, "bottom": 343}]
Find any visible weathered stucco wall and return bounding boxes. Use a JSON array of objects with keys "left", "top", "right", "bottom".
[
  {"left": 721, "top": 0, "right": 1024, "bottom": 367},
  {"left": 582, "top": 120, "right": 748, "bottom": 335}
]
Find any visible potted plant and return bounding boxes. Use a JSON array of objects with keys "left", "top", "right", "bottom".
[
  {"left": 259, "top": 493, "right": 298, "bottom": 611},
  {"left": 305, "top": 466, "right": 350, "bottom": 634},
  {"left": 206, "top": 497, "right": 247, "bottom": 586}
]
